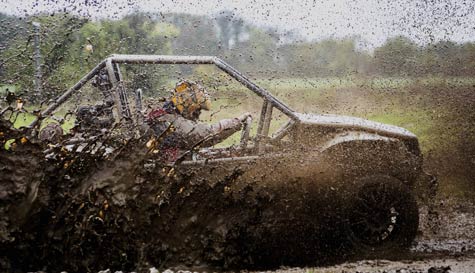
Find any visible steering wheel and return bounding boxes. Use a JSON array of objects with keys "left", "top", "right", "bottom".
[{"left": 240, "top": 115, "right": 253, "bottom": 150}]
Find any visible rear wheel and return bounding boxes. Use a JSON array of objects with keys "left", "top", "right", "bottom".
[{"left": 345, "top": 175, "right": 419, "bottom": 255}]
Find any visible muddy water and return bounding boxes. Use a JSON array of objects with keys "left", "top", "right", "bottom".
[
  {"left": 268, "top": 258, "right": 475, "bottom": 273},
  {"left": 416, "top": 203, "right": 475, "bottom": 254}
]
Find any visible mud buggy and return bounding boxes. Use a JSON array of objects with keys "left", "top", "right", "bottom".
[{"left": 1, "top": 55, "right": 436, "bottom": 271}]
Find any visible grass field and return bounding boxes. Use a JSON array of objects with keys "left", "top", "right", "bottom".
[
  {"left": 197, "top": 76, "right": 467, "bottom": 150},
  {"left": 201, "top": 76, "right": 475, "bottom": 199},
  {"left": 6, "top": 110, "right": 75, "bottom": 131}
]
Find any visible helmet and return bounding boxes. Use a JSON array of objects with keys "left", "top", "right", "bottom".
[{"left": 170, "top": 80, "right": 211, "bottom": 120}]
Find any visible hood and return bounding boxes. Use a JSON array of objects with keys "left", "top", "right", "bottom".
[{"left": 295, "top": 113, "right": 417, "bottom": 140}]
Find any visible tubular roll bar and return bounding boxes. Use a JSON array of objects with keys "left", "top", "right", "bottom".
[{"left": 31, "top": 54, "right": 297, "bottom": 128}]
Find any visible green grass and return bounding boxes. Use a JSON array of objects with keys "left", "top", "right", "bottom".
[
  {"left": 8, "top": 111, "right": 75, "bottom": 132},
  {"left": 170, "top": 76, "right": 469, "bottom": 156},
  {"left": 0, "top": 84, "right": 17, "bottom": 95},
  {"left": 4, "top": 111, "right": 75, "bottom": 150},
  {"left": 366, "top": 109, "right": 438, "bottom": 153}
]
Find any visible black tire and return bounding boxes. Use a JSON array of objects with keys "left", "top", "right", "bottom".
[{"left": 344, "top": 175, "right": 419, "bottom": 255}]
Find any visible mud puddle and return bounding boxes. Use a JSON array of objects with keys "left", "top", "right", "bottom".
[
  {"left": 415, "top": 202, "right": 475, "bottom": 254},
  {"left": 267, "top": 258, "right": 474, "bottom": 273}
]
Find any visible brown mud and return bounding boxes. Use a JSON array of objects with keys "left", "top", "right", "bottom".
[{"left": 0, "top": 118, "right": 351, "bottom": 272}]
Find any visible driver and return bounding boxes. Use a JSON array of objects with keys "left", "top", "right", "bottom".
[{"left": 146, "top": 80, "right": 251, "bottom": 161}]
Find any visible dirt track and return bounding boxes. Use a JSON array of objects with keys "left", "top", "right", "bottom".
[{"left": 266, "top": 258, "right": 474, "bottom": 273}]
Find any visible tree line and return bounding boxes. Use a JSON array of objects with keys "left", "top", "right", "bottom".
[{"left": 1, "top": 11, "right": 475, "bottom": 98}]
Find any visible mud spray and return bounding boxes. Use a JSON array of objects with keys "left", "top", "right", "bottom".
[{"left": 0, "top": 117, "right": 350, "bottom": 272}]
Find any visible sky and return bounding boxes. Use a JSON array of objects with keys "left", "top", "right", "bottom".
[{"left": 2, "top": 0, "right": 475, "bottom": 49}]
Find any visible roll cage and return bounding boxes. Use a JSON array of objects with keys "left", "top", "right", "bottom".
[{"left": 31, "top": 55, "right": 299, "bottom": 148}]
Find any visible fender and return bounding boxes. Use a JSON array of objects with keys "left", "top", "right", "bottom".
[
  {"left": 319, "top": 131, "right": 422, "bottom": 185},
  {"left": 320, "top": 131, "right": 397, "bottom": 152}
]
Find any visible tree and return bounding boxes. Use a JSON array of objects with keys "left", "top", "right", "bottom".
[
  {"left": 279, "top": 38, "right": 368, "bottom": 77},
  {"left": 58, "top": 13, "right": 175, "bottom": 96},
  {"left": 0, "top": 13, "right": 86, "bottom": 100},
  {"left": 459, "top": 43, "right": 475, "bottom": 76},
  {"left": 215, "top": 10, "right": 234, "bottom": 51},
  {"left": 0, "top": 13, "right": 28, "bottom": 55},
  {"left": 372, "top": 36, "right": 418, "bottom": 76},
  {"left": 227, "top": 27, "right": 279, "bottom": 76},
  {"left": 0, "top": 12, "right": 178, "bottom": 100}
]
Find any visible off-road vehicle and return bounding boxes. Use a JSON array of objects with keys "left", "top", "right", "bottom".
[{"left": 0, "top": 55, "right": 435, "bottom": 271}]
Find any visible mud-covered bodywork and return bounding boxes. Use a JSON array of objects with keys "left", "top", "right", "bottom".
[
  {"left": 290, "top": 113, "right": 423, "bottom": 181},
  {"left": 0, "top": 55, "right": 434, "bottom": 272}
]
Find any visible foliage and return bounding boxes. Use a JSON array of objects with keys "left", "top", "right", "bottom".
[
  {"left": 372, "top": 36, "right": 418, "bottom": 76},
  {"left": 0, "top": 13, "right": 87, "bottom": 100},
  {"left": 280, "top": 39, "right": 370, "bottom": 77},
  {"left": 0, "top": 12, "right": 177, "bottom": 99},
  {"left": 1, "top": 10, "right": 475, "bottom": 100}
]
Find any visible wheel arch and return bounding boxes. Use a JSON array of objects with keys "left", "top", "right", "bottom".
[{"left": 319, "top": 131, "right": 423, "bottom": 186}]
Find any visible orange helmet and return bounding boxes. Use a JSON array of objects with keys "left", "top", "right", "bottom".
[{"left": 171, "top": 80, "right": 211, "bottom": 119}]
